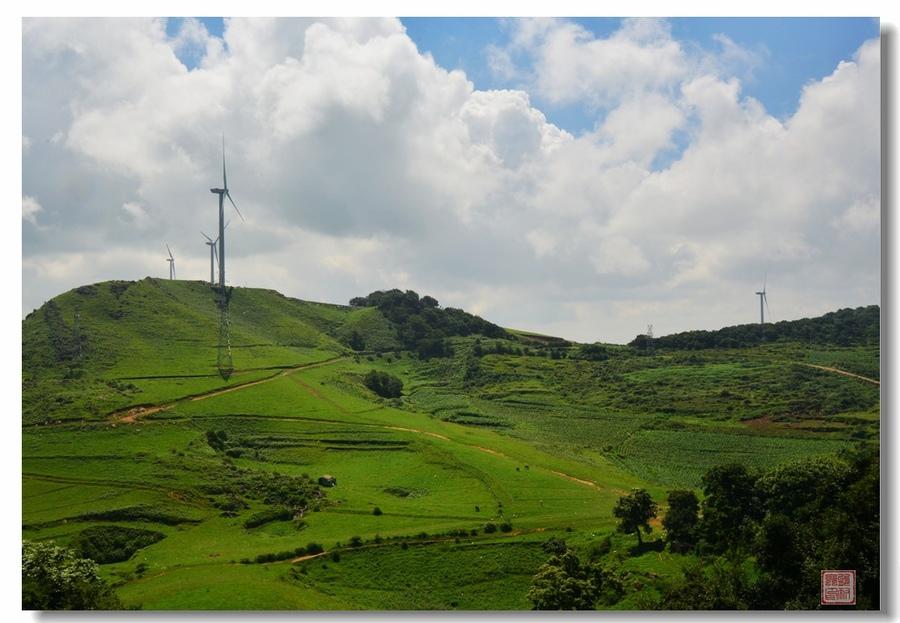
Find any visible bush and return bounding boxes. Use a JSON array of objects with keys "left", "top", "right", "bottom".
[
  {"left": 363, "top": 370, "right": 403, "bottom": 398},
  {"left": 306, "top": 542, "right": 324, "bottom": 555},
  {"left": 71, "top": 525, "right": 165, "bottom": 564},
  {"left": 484, "top": 523, "right": 497, "bottom": 534},
  {"left": 23, "top": 541, "right": 122, "bottom": 609},
  {"left": 500, "top": 522, "right": 513, "bottom": 533},
  {"left": 372, "top": 507, "right": 383, "bottom": 516},
  {"left": 349, "top": 536, "right": 363, "bottom": 548},
  {"left": 243, "top": 507, "right": 293, "bottom": 529}
]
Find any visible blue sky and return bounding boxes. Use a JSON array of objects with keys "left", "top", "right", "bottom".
[{"left": 168, "top": 16, "right": 878, "bottom": 136}]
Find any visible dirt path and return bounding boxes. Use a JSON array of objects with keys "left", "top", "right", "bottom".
[
  {"left": 110, "top": 356, "right": 346, "bottom": 423},
  {"left": 290, "top": 551, "right": 328, "bottom": 564},
  {"left": 383, "top": 425, "right": 450, "bottom": 441},
  {"left": 550, "top": 470, "right": 598, "bottom": 489},
  {"left": 799, "top": 363, "right": 880, "bottom": 386},
  {"left": 108, "top": 354, "right": 607, "bottom": 495}
]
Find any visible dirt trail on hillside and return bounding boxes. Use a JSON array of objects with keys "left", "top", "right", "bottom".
[
  {"left": 383, "top": 425, "right": 450, "bottom": 441},
  {"left": 110, "top": 356, "right": 346, "bottom": 423},
  {"left": 550, "top": 470, "right": 598, "bottom": 489},
  {"left": 381, "top": 425, "right": 606, "bottom": 493},
  {"left": 290, "top": 551, "right": 328, "bottom": 564},
  {"left": 799, "top": 363, "right": 880, "bottom": 386},
  {"left": 109, "top": 354, "right": 608, "bottom": 495}
]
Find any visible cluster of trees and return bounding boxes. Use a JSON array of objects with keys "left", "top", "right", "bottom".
[
  {"left": 531, "top": 445, "right": 879, "bottom": 610},
  {"left": 528, "top": 541, "right": 609, "bottom": 609},
  {"left": 574, "top": 343, "right": 610, "bottom": 361},
  {"left": 70, "top": 525, "right": 164, "bottom": 564},
  {"left": 631, "top": 305, "right": 879, "bottom": 351},
  {"left": 349, "top": 289, "right": 506, "bottom": 359},
  {"left": 23, "top": 540, "right": 122, "bottom": 610},
  {"left": 203, "top": 463, "right": 326, "bottom": 524},
  {"left": 363, "top": 369, "right": 404, "bottom": 398}
]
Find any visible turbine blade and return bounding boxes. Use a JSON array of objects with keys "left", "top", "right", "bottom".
[
  {"left": 764, "top": 293, "right": 770, "bottom": 319},
  {"left": 166, "top": 243, "right": 173, "bottom": 259},
  {"left": 201, "top": 231, "right": 212, "bottom": 242},
  {"left": 227, "top": 191, "right": 245, "bottom": 222},
  {"left": 763, "top": 271, "right": 767, "bottom": 293}
]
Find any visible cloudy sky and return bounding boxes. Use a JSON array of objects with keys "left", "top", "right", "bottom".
[{"left": 22, "top": 17, "right": 880, "bottom": 343}]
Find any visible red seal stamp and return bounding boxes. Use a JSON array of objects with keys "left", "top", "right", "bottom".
[{"left": 821, "top": 570, "right": 856, "bottom": 605}]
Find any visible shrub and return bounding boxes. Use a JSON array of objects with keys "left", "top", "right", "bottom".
[
  {"left": 71, "top": 525, "right": 165, "bottom": 564},
  {"left": 484, "top": 523, "right": 497, "bottom": 534},
  {"left": 23, "top": 541, "right": 122, "bottom": 610},
  {"left": 363, "top": 370, "right": 403, "bottom": 398},
  {"left": 243, "top": 507, "right": 293, "bottom": 529},
  {"left": 372, "top": 507, "right": 383, "bottom": 516},
  {"left": 305, "top": 542, "right": 324, "bottom": 555}
]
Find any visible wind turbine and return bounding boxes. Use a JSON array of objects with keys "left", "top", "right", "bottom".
[
  {"left": 166, "top": 244, "right": 176, "bottom": 280},
  {"left": 755, "top": 274, "right": 769, "bottom": 325},
  {"left": 209, "top": 136, "right": 244, "bottom": 293},
  {"left": 202, "top": 232, "right": 219, "bottom": 285}
]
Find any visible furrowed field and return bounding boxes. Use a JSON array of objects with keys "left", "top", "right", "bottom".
[{"left": 22, "top": 279, "right": 880, "bottom": 609}]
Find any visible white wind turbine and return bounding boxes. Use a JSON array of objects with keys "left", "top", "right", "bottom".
[{"left": 166, "top": 244, "right": 176, "bottom": 280}]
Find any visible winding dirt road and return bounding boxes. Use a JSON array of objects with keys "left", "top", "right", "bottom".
[
  {"left": 111, "top": 356, "right": 346, "bottom": 423},
  {"left": 799, "top": 363, "right": 880, "bottom": 386}
]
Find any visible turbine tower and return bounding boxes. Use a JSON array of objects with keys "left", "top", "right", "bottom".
[
  {"left": 209, "top": 136, "right": 244, "bottom": 293},
  {"left": 166, "top": 244, "right": 176, "bottom": 280},
  {"left": 209, "top": 137, "right": 243, "bottom": 381},
  {"left": 755, "top": 275, "right": 769, "bottom": 325},
  {"left": 202, "top": 232, "right": 219, "bottom": 285}
]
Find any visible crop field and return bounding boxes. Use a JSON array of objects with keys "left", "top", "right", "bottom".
[{"left": 22, "top": 280, "right": 880, "bottom": 609}]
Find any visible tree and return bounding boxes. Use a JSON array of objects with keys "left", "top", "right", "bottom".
[
  {"left": 346, "top": 330, "right": 365, "bottom": 351},
  {"left": 528, "top": 549, "right": 601, "bottom": 610},
  {"left": 697, "top": 464, "right": 761, "bottom": 553},
  {"left": 662, "top": 558, "right": 753, "bottom": 610},
  {"left": 363, "top": 370, "right": 403, "bottom": 398},
  {"left": 22, "top": 540, "right": 122, "bottom": 610},
  {"left": 613, "top": 489, "right": 657, "bottom": 546},
  {"left": 662, "top": 490, "right": 699, "bottom": 553},
  {"left": 752, "top": 513, "right": 802, "bottom": 608},
  {"left": 575, "top": 343, "right": 609, "bottom": 361}
]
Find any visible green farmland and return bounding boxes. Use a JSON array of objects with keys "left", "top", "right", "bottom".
[{"left": 22, "top": 279, "right": 880, "bottom": 609}]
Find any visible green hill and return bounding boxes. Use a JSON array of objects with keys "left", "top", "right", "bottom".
[
  {"left": 637, "top": 305, "right": 879, "bottom": 351},
  {"left": 22, "top": 280, "right": 880, "bottom": 610}
]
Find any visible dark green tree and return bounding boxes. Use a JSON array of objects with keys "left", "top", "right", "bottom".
[
  {"left": 363, "top": 370, "right": 403, "bottom": 398},
  {"left": 662, "top": 490, "right": 699, "bottom": 553},
  {"left": 752, "top": 513, "right": 802, "bottom": 608},
  {"left": 662, "top": 557, "right": 753, "bottom": 610},
  {"left": 613, "top": 489, "right": 658, "bottom": 546},
  {"left": 528, "top": 549, "right": 601, "bottom": 610},
  {"left": 697, "top": 464, "right": 761, "bottom": 553},
  {"left": 22, "top": 540, "right": 122, "bottom": 610}
]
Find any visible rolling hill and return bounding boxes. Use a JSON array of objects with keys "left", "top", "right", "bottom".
[{"left": 22, "top": 279, "right": 880, "bottom": 609}]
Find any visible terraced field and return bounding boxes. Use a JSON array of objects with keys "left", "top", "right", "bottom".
[{"left": 22, "top": 279, "right": 880, "bottom": 609}]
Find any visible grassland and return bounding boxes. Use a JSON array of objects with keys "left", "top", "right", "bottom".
[{"left": 22, "top": 280, "right": 880, "bottom": 609}]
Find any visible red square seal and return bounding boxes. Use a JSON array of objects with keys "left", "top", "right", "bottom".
[{"left": 821, "top": 570, "right": 856, "bottom": 605}]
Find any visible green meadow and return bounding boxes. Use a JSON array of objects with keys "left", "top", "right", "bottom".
[{"left": 22, "top": 279, "right": 880, "bottom": 609}]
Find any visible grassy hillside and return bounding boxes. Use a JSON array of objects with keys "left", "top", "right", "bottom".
[{"left": 22, "top": 280, "right": 880, "bottom": 609}]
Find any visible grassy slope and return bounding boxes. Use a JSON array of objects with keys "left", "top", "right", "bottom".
[{"left": 21, "top": 281, "right": 880, "bottom": 609}]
